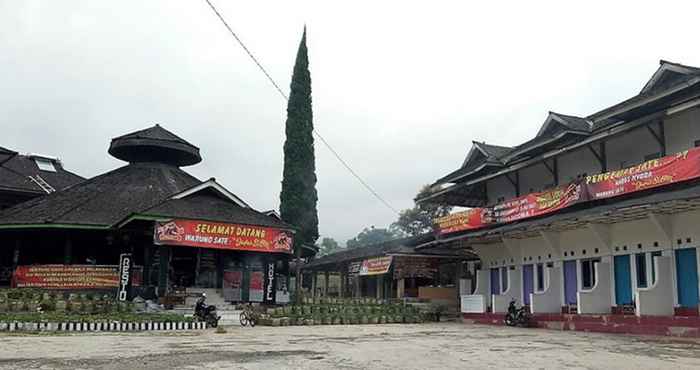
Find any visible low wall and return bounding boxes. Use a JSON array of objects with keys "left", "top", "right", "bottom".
[
  {"left": 418, "top": 286, "right": 456, "bottom": 300},
  {"left": 0, "top": 321, "right": 207, "bottom": 332},
  {"left": 462, "top": 312, "right": 700, "bottom": 338}
]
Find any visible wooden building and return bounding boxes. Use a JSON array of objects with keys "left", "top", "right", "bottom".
[
  {"left": 302, "top": 234, "right": 477, "bottom": 305},
  {"left": 0, "top": 125, "right": 305, "bottom": 304}
]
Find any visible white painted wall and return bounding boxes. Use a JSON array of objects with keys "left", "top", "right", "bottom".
[
  {"left": 578, "top": 262, "right": 612, "bottom": 314},
  {"left": 492, "top": 266, "right": 522, "bottom": 313},
  {"left": 635, "top": 256, "right": 674, "bottom": 316},
  {"left": 531, "top": 266, "right": 562, "bottom": 313},
  {"left": 665, "top": 106, "right": 700, "bottom": 155}
]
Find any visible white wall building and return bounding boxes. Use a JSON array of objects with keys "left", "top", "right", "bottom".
[{"left": 420, "top": 60, "right": 700, "bottom": 322}]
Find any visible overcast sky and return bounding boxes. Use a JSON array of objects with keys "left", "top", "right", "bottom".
[{"left": 2, "top": 1, "right": 700, "bottom": 244}]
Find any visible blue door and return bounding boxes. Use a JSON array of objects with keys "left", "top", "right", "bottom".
[
  {"left": 614, "top": 255, "right": 633, "bottom": 305},
  {"left": 563, "top": 260, "right": 577, "bottom": 305},
  {"left": 676, "top": 248, "right": 699, "bottom": 308},
  {"left": 490, "top": 268, "right": 500, "bottom": 295},
  {"left": 523, "top": 265, "right": 534, "bottom": 305}
]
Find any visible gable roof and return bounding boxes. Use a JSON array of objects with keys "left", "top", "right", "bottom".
[
  {"left": 640, "top": 60, "right": 700, "bottom": 95},
  {"left": 170, "top": 178, "right": 250, "bottom": 208},
  {"left": 129, "top": 192, "right": 294, "bottom": 230},
  {"left": 536, "top": 112, "right": 592, "bottom": 137}
]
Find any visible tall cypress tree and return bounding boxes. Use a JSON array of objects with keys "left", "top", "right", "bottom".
[{"left": 280, "top": 28, "right": 319, "bottom": 295}]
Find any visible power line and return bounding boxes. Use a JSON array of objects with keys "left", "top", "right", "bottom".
[{"left": 203, "top": 0, "right": 401, "bottom": 215}]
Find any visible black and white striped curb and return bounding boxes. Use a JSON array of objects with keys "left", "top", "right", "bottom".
[{"left": 0, "top": 321, "right": 207, "bottom": 332}]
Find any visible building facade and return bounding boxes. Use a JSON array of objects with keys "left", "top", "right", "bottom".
[
  {"left": 419, "top": 60, "right": 700, "bottom": 336},
  {"left": 0, "top": 125, "right": 301, "bottom": 305}
]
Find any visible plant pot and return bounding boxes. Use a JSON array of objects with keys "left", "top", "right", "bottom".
[
  {"left": 332, "top": 317, "right": 342, "bottom": 325},
  {"left": 379, "top": 316, "right": 386, "bottom": 324},
  {"left": 369, "top": 317, "right": 379, "bottom": 324},
  {"left": 360, "top": 316, "right": 369, "bottom": 325}
]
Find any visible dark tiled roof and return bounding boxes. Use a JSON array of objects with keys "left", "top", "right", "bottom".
[
  {"left": 0, "top": 151, "right": 84, "bottom": 195},
  {"left": 137, "top": 192, "right": 294, "bottom": 230},
  {"left": 550, "top": 112, "right": 592, "bottom": 133},
  {"left": 0, "top": 162, "right": 200, "bottom": 227},
  {"left": 476, "top": 142, "right": 513, "bottom": 158},
  {"left": 109, "top": 124, "right": 202, "bottom": 166}
]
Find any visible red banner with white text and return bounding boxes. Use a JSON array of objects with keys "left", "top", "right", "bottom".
[
  {"left": 154, "top": 219, "right": 294, "bottom": 253},
  {"left": 435, "top": 148, "right": 700, "bottom": 235}
]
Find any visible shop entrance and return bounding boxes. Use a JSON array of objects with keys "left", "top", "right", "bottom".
[{"left": 170, "top": 247, "right": 218, "bottom": 289}]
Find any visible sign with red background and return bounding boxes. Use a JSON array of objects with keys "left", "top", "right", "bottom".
[
  {"left": 435, "top": 148, "right": 700, "bottom": 235},
  {"left": 154, "top": 219, "right": 293, "bottom": 253}
]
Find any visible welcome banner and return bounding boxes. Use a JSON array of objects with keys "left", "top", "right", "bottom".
[
  {"left": 154, "top": 219, "right": 294, "bottom": 254},
  {"left": 435, "top": 148, "right": 700, "bottom": 235}
]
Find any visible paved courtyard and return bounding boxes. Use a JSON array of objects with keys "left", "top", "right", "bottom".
[{"left": 1, "top": 323, "right": 700, "bottom": 369}]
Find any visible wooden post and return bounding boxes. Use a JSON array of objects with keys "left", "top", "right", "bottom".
[
  {"left": 63, "top": 238, "right": 72, "bottom": 265},
  {"left": 312, "top": 272, "right": 318, "bottom": 298},
  {"left": 143, "top": 244, "right": 151, "bottom": 287},
  {"left": 158, "top": 246, "right": 170, "bottom": 296},
  {"left": 339, "top": 271, "right": 346, "bottom": 298},
  {"left": 324, "top": 271, "right": 330, "bottom": 297},
  {"left": 294, "top": 243, "right": 302, "bottom": 303},
  {"left": 12, "top": 239, "right": 20, "bottom": 270}
]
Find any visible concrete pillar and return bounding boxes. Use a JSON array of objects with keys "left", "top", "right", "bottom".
[
  {"left": 376, "top": 275, "right": 384, "bottom": 300},
  {"left": 397, "top": 278, "right": 405, "bottom": 299},
  {"left": 324, "top": 271, "right": 330, "bottom": 297}
]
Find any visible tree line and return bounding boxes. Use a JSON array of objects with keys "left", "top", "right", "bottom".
[{"left": 317, "top": 185, "right": 452, "bottom": 256}]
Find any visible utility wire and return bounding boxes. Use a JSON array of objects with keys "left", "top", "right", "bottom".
[{"left": 203, "top": 0, "right": 400, "bottom": 215}]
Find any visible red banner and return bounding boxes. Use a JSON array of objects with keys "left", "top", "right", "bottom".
[
  {"left": 359, "top": 256, "right": 393, "bottom": 276},
  {"left": 154, "top": 219, "right": 293, "bottom": 254},
  {"left": 12, "top": 265, "right": 119, "bottom": 289},
  {"left": 435, "top": 148, "right": 700, "bottom": 235},
  {"left": 585, "top": 149, "right": 700, "bottom": 200}
]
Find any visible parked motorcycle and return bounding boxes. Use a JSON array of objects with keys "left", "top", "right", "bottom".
[
  {"left": 504, "top": 298, "right": 530, "bottom": 327},
  {"left": 194, "top": 293, "right": 221, "bottom": 328}
]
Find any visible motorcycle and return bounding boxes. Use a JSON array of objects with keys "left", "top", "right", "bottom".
[
  {"left": 504, "top": 298, "right": 530, "bottom": 327},
  {"left": 194, "top": 294, "right": 221, "bottom": 328}
]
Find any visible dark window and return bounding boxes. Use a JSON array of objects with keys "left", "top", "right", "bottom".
[
  {"left": 581, "top": 259, "right": 600, "bottom": 289},
  {"left": 501, "top": 267, "right": 508, "bottom": 292},
  {"left": 536, "top": 263, "right": 544, "bottom": 291},
  {"left": 650, "top": 251, "right": 662, "bottom": 284},
  {"left": 644, "top": 152, "right": 661, "bottom": 161},
  {"left": 636, "top": 253, "right": 647, "bottom": 288},
  {"left": 694, "top": 139, "right": 700, "bottom": 148}
]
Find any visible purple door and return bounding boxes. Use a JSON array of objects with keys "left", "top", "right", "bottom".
[
  {"left": 523, "top": 265, "right": 534, "bottom": 305},
  {"left": 490, "top": 268, "right": 500, "bottom": 295},
  {"left": 563, "top": 260, "right": 577, "bottom": 305}
]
